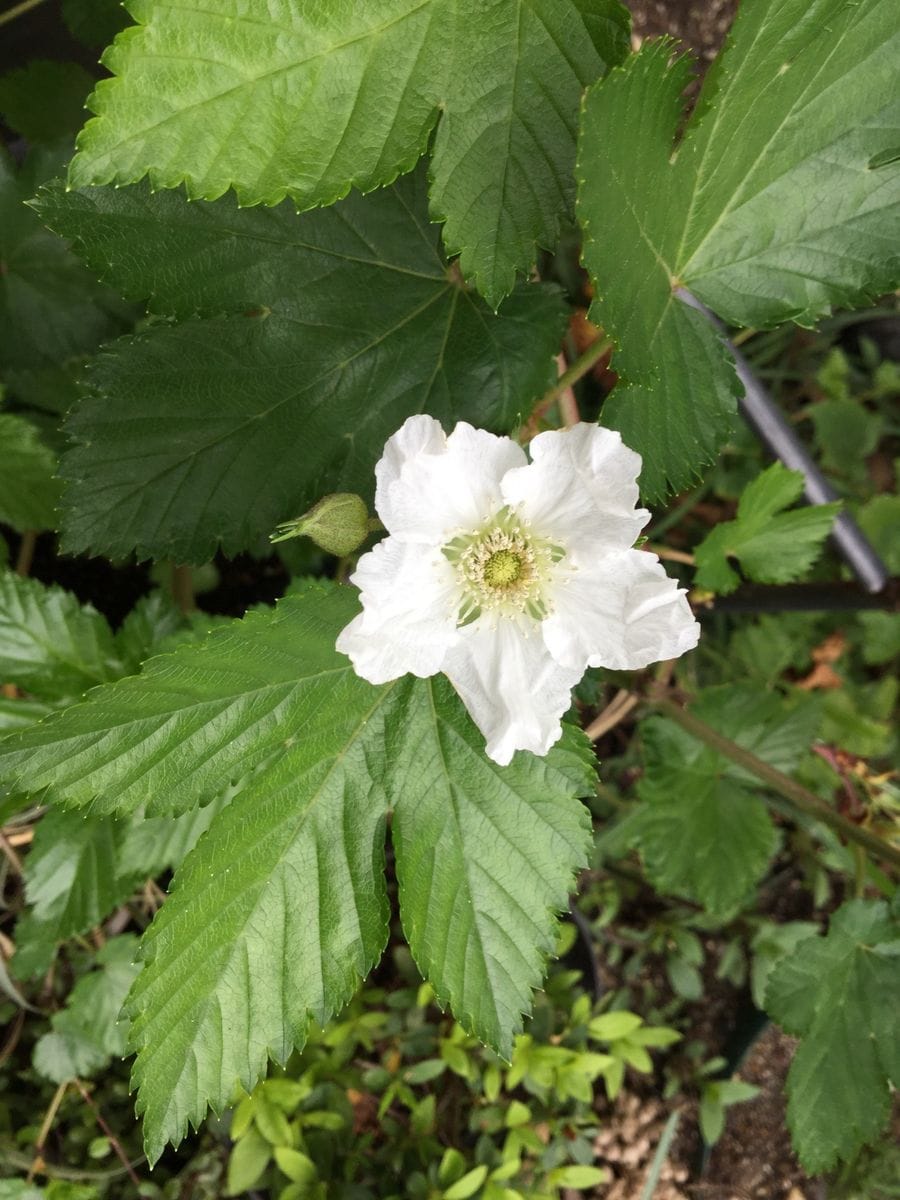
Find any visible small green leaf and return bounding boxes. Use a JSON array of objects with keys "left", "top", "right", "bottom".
[
  {"left": 0, "top": 572, "right": 121, "bottom": 701},
  {"left": 694, "top": 464, "right": 839, "bottom": 594},
  {"left": 547, "top": 1165, "right": 607, "bottom": 1188},
  {"left": 443, "top": 1165, "right": 489, "bottom": 1200},
  {"left": 0, "top": 416, "right": 60, "bottom": 533},
  {"left": 588, "top": 1011, "right": 642, "bottom": 1041},
  {"left": 226, "top": 1127, "right": 271, "bottom": 1196},
  {"left": 0, "top": 61, "right": 93, "bottom": 144},
  {"left": 765, "top": 899, "right": 899, "bottom": 1173},
  {"left": 32, "top": 936, "right": 140, "bottom": 1083},
  {"left": 273, "top": 1148, "right": 316, "bottom": 1185}
]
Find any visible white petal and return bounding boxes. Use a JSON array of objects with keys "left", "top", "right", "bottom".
[
  {"left": 376, "top": 418, "right": 527, "bottom": 543},
  {"left": 336, "top": 536, "right": 460, "bottom": 683},
  {"left": 501, "top": 423, "right": 649, "bottom": 557},
  {"left": 542, "top": 549, "right": 700, "bottom": 671},
  {"left": 442, "top": 617, "right": 582, "bottom": 765}
]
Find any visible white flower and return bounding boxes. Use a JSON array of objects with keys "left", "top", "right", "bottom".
[{"left": 337, "top": 417, "right": 699, "bottom": 765}]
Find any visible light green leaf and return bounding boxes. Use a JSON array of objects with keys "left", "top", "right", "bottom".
[
  {"left": 765, "top": 900, "right": 900, "bottom": 1173},
  {"left": 443, "top": 1165, "right": 489, "bottom": 1200},
  {"left": 0, "top": 583, "right": 381, "bottom": 817},
  {"left": 127, "top": 690, "right": 399, "bottom": 1163},
  {"left": 34, "top": 173, "right": 564, "bottom": 562},
  {"left": 0, "top": 147, "right": 131, "bottom": 372},
  {"left": 392, "top": 684, "right": 594, "bottom": 1055},
  {"left": 0, "top": 572, "right": 121, "bottom": 701},
  {"left": 13, "top": 809, "right": 129, "bottom": 979},
  {"left": 694, "top": 464, "right": 840, "bottom": 594},
  {"left": 0, "top": 415, "right": 60, "bottom": 532},
  {"left": 226, "top": 1128, "right": 271, "bottom": 1196},
  {"left": 578, "top": 1, "right": 900, "bottom": 497},
  {"left": 67, "top": 0, "right": 629, "bottom": 307},
  {"left": 625, "top": 686, "right": 819, "bottom": 916},
  {"left": 32, "top": 935, "right": 140, "bottom": 1083},
  {"left": 0, "top": 61, "right": 94, "bottom": 145}
]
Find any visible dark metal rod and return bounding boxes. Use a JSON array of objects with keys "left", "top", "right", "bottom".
[{"left": 679, "top": 291, "right": 890, "bottom": 594}]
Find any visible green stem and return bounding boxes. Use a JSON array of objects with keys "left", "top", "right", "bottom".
[
  {"left": 0, "top": 0, "right": 48, "bottom": 28},
  {"left": 649, "top": 694, "right": 900, "bottom": 873},
  {"left": 537, "top": 336, "right": 613, "bottom": 410},
  {"left": 169, "top": 563, "right": 195, "bottom": 614}
]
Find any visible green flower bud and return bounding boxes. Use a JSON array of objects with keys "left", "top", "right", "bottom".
[{"left": 270, "top": 493, "right": 373, "bottom": 556}]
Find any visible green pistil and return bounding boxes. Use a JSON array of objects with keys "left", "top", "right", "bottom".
[{"left": 483, "top": 549, "right": 522, "bottom": 588}]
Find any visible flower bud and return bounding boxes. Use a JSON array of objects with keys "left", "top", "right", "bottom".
[{"left": 270, "top": 493, "right": 372, "bottom": 556}]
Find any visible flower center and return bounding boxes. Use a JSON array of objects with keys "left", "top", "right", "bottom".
[
  {"left": 483, "top": 548, "right": 522, "bottom": 588},
  {"left": 442, "top": 509, "right": 564, "bottom": 626}
]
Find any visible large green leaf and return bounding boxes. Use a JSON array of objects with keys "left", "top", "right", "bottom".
[
  {"left": 0, "top": 147, "right": 131, "bottom": 372},
  {"left": 0, "top": 572, "right": 122, "bottom": 700},
  {"left": 393, "top": 690, "right": 592, "bottom": 1055},
  {"left": 578, "top": 1, "right": 900, "bottom": 498},
  {"left": 0, "top": 61, "right": 94, "bottom": 145},
  {"left": 35, "top": 174, "right": 564, "bottom": 562},
  {"left": 766, "top": 900, "right": 899, "bottom": 1173},
  {"left": 0, "top": 415, "right": 60, "bottom": 532},
  {"left": 67, "top": 0, "right": 628, "bottom": 307},
  {"left": 0, "top": 584, "right": 378, "bottom": 817},
  {"left": 625, "top": 687, "right": 819, "bottom": 916},
  {"left": 0, "top": 583, "right": 595, "bottom": 1159}
]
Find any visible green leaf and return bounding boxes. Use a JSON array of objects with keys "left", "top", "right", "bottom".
[
  {"left": 547, "top": 1166, "right": 607, "bottom": 1189},
  {"left": 0, "top": 61, "right": 94, "bottom": 144},
  {"left": 765, "top": 900, "right": 900, "bottom": 1173},
  {"left": 226, "top": 1127, "right": 271, "bottom": 1196},
  {"left": 127, "top": 698, "right": 398, "bottom": 1163},
  {"left": 392, "top": 686, "right": 593, "bottom": 1055},
  {"left": 0, "top": 572, "right": 121, "bottom": 701},
  {"left": 35, "top": 173, "right": 564, "bottom": 562},
  {"left": 626, "top": 686, "right": 819, "bottom": 916},
  {"left": 62, "top": 0, "right": 130, "bottom": 48},
  {"left": 114, "top": 590, "right": 188, "bottom": 674},
  {"left": 443, "top": 1165, "right": 489, "bottom": 1200},
  {"left": 694, "top": 464, "right": 840, "bottom": 594},
  {"left": 578, "top": 0, "right": 900, "bottom": 497},
  {"left": 67, "top": 0, "right": 629, "bottom": 307},
  {"left": 2, "top": 584, "right": 594, "bottom": 1159},
  {"left": 0, "top": 147, "right": 131, "bottom": 372},
  {"left": 32, "top": 935, "right": 140, "bottom": 1083},
  {"left": 12, "top": 808, "right": 130, "bottom": 979},
  {"left": 0, "top": 415, "right": 60, "bottom": 532},
  {"left": 0, "top": 584, "right": 379, "bottom": 817}
]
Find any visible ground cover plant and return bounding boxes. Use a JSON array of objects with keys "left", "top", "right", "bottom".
[{"left": 0, "top": 0, "right": 898, "bottom": 1195}]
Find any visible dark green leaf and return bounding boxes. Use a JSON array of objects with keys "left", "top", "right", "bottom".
[
  {"left": 0, "top": 61, "right": 94, "bottom": 144},
  {"left": 0, "top": 415, "right": 60, "bottom": 532},
  {"left": 35, "top": 174, "right": 564, "bottom": 562},
  {"left": 67, "top": 0, "right": 629, "bottom": 306}
]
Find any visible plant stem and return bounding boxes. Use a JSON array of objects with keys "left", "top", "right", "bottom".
[
  {"left": 0, "top": 0, "right": 47, "bottom": 27},
  {"left": 649, "top": 694, "right": 900, "bottom": 872},
  {"left": 15, "top": 529, "right": 37, "bottom": 576},
  {"left": 169, "top": 563, "right": 195, "bottom": 614},
  {"left": 28, "top": 1081, "right": 69, "bottom": 1180},
  {"left": 536, "top": 335, "right": 613, "bottom": 411}
]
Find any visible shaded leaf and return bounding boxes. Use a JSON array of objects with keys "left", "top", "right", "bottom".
[
  {"left": 766, "top": 900, "right": 900, "bottom": 1172},
  {"left": 0, "top": 415, "right": 60, "bottom": 532},
  {"left": 35, "top": 174, "right": 564, "bottom": 562}
]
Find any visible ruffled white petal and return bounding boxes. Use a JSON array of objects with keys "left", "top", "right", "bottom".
[
  {"left": 336, "top": 537, "right": 460, "bottom": 683},
  {"left": 442, "top": 618, "right": 583, "bottom": 766},
  {"left": 541, "top": 548, "right": 700, "bottom": 671},
  {"left": 375, "top": 416, "right": 527, "bottom": 544},
  {"left": 501, "top": 423, "right": 650, "bottom": 559}
]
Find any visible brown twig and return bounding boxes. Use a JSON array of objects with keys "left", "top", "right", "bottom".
[
  {"left": 0, "top": 0, "right": 48, "bottom": 28},
  {"left": 649, "top": 693, "right": 900, "bottom": 872},
  {"left": 0, "top": 829, "right": 24, "bottom": 874},
  {"left": 585, "top": 689, "right": 640, "bottom": 741},
  {"left": 169, "top": 563, "right": 195, "bottom": 614},
  {"left": 536, "top": 335, "right": 613, "bottom": 412},
  {"left": 73, "top": 1079, "right": 144, "bottom": 1189},
  {"left": 554, "top": 353, "right": 580, "bottom": 428},
  {"left": 644, "top": 542, "right": 695, "bottom": 566}
]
